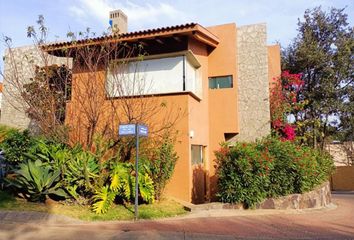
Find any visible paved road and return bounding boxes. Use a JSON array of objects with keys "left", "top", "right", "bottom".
[{"left": 1, "top": 193, "right": 353, "bottom": 239}]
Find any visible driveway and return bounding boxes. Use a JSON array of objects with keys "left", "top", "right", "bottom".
[{"left": 1, "top": 193, "right": 353, "bottom": 240}]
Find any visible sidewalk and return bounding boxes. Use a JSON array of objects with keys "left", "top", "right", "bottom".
[
  {"left": 0, "top": 193, "right": 353, "bottom": 240},
  {"left": 0, "top": 210, "right": 82, "bottom": 225}
]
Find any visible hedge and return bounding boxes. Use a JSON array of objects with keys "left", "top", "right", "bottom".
[{"left": 215, "top": 137, "right": 335, "bottom": 208}]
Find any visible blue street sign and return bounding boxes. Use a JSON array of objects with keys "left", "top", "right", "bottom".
[
  {"left": 118, "top": 124, "right": 136, "bottom": 136},
  {"left": 138, "top": 125, "right": 148, "bottom": 137},
  {"left": 118, "top": 124, "right": 149, "bottom": 137}
]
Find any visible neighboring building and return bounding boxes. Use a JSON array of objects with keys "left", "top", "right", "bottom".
[
  {"left": 1, "top": 46, "right": 67, "bottom": 129},
  {"left": 1, "top": 13, "right": 281, "bottom": 203},
  {"left": 109, "top": 9, "right": 128, "bottom": 34}
]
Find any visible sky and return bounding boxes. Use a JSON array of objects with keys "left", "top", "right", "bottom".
[{"left": 0, "top": 0, "right": 353, "bottom": 76}]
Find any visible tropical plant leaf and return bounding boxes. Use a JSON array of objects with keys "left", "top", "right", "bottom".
[{"left": 92, "top": 186, "right": 115, "bottom": 214}]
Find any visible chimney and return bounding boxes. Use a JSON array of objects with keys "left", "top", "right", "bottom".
[{"left": 109, "top": 10, "right": 128, "bottom": 34}]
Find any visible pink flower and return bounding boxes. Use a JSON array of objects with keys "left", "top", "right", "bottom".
[{"left": 282, "top": 124, "right": 296, "bottom": 141}]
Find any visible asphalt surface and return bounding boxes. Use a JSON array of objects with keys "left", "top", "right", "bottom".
[{"left": 0, "top": 193, "right": 353, "bottom": 240}]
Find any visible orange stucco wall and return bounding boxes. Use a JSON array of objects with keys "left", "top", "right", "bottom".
[
  {"left": 268, "top": 44, "right": 281, "bottom": 89},
  {"left": 207, "top": 23, "right": 239, "bottom": 199},
  {"left": 187, "top": 38, "right": 210, "bottom": 201}
]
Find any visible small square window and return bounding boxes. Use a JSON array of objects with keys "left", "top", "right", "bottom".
[{"left": 209, "top": 75, "right": 233, "bottom": 89}]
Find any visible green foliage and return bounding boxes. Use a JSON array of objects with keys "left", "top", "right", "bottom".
[
  {"left": 109, "top": 162, "right": 133, "bottom": 200},
  {"left": 0, "top": 129, "right": 37, "bottom": 167},
  {"left": 282, "top": 6, "right": 354, "bottom": 145},
  {"left": 92, "top": 162, "right": 155, "bottom": 214},
  {"left": 26, "top": 139, "right": 70, "bottom": 171},
  {"left": 6, "top": 160, "right": 67, "bottom": 202},
  {"left": 64, "top": 150, "right": 100, "bottom": 194},
  {"left": 138, "top": 170, "right": 155, "bottom": 203},
  {"left": 146, "top": 137, "right": 178, "bottom": 200},
  {"left": 92, "top": 186, "right": 116, "bottom": 214},
  {"left": 0, "top": 129, "right": 160, "bottom": 213},
  {"left": 23, "top": 140, "right": 100, "bottom": 198},
  {"left": 215, "top": 143, "right": 273, "bottom": 208},
  {"left": 0, "top": 125, "right": 16, "bottom": 143},
  {"left": 215, "top": 137, "right": 335, "bottom": 208}
]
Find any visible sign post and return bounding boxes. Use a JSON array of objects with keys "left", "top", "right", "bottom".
[
  {"left": 134, "top": 124, "right": 139, "bottom": 221},
  {"left": 118, "top": 123, "right": 148, "bottom": 221}
]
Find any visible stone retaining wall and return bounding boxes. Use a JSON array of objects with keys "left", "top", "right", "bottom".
[
  {"left": 256, "top": 181, "right": 331, "bottom": 209},
  {"left": 179, "top": 181, "right": 332, "bottom": 211}
]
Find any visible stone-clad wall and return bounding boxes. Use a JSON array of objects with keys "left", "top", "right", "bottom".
[
  {"left": 236, "top": 24, "right": 270, "bottom": 142},
  {"left": 1, "top": 46, "right": 68, "bottom": 129}
]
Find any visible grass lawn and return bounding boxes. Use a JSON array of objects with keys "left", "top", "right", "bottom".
[{"left": 0, "top": 190, "right": 188, "bottom": 221}]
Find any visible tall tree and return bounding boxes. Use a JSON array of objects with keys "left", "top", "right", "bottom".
[{"left": 282, "top": 6, "right": 354, "bottom": 148}]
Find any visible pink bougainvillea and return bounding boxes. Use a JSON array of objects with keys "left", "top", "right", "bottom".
[
  {"left": 281, "top": 124, "right": 296, "bottom": 141},
  {"left": 270, "top": 71, "right": 304, "bottom": 141}
]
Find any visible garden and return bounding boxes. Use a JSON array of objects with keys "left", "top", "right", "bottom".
[{"left": 0, "top": 125, "right": 186, "bottom": 221}]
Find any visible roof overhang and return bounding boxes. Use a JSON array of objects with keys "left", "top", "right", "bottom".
[{"left": 43, "top": 23, "right": 219, "bottom": 55}]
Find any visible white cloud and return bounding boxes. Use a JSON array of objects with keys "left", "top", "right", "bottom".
[
  {"left": 68, "top": 0, "right": 189, "bottom": 30},
  {"left": 69, "top": 5, "right": 86, "bottom": 18}
]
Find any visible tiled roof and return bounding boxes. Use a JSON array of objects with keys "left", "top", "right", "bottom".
[
  {"left": 44, "top": 23, "right": 219, "bottom": 51},
  {"left": 118, "top": 22, "right": 198, "bottom": 38}
]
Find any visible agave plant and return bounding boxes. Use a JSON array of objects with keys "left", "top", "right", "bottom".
[
  {"left": 25, "top": 139, "right": 71, "bottom": 175},
  {"left": 65, "top": 151, "right": 100, "bottom": 193},
  {"left": 7, "top": 159, "right": 67, "bottom": 202},
  {"left": 92, "top": 162, "right": 154, "bottom": 214}
]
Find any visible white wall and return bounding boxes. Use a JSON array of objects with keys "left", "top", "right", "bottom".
[{"left": 106, "top": 56, "right": 201, "bottom": 98}]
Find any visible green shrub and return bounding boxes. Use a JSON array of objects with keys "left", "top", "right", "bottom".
[
  {"left": 215, "top": 137, "right": 335, "bottom": 208},
  {"left": 146, "top": 137, "right": 178, "bottom": 200},
  {"left": 0, "top": 125, "right": 16, "bottom": 143},
  {"left": 215, "top": 143, "right": 273, "bottom": 207},
  {"left": 6, "top": 159, "right": 67, "bottom": 202},
  {"left": 0, "top": 129, "right": 37, "bottom": 167}
]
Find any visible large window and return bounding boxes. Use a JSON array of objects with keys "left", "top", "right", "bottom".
[
  {"left": 209, "top": 75, "right": 233, "bottom": 89},
  {"left": 106, "top": 54, "right": 202, "bottom": 98}
]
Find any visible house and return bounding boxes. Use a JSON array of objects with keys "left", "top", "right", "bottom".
[{"left": 1, "top": 11, "right": 280, "bottom": 203}]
